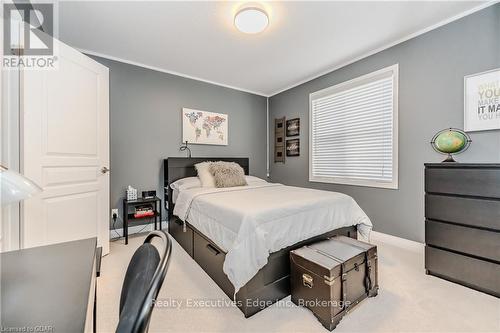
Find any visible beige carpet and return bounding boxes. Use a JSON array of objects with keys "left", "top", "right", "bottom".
[{"left": 97, "top": 232, "right": 500, "bottom": 333}]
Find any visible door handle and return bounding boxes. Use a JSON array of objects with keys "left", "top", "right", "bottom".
[{"left": 101, "top": 167, "right": 110, "bottom": 174}]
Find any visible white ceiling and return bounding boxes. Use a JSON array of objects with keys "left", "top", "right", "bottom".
[{"left": 58, "top": 1, "right": 491, "bottom": 96}]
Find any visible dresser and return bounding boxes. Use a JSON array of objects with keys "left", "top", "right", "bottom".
[{"left": 424, "top": 163, "right": 500, "bottom": 297}]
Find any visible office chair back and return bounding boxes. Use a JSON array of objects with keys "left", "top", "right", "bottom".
[{"left": 116, "top": 231, "right": 172, "bottom": 333}]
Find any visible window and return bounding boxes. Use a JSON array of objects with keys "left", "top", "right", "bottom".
[{"left": 309, "top": 64, "right": 398, "bottom": 189}]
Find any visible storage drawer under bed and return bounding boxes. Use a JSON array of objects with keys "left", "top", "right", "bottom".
[
  {"left": 169, "top": 217, "right": 193, "bottom": 257},
  {"left": 192, "top": 231, "right": 235, "bottom": 297}
]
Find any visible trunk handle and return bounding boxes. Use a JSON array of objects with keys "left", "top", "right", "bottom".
[{"left": 302, "top": 274, "right": 314, "bottom": 288}]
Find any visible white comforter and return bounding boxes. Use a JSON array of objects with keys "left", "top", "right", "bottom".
[{"left": 173, "top": 183, "right": 372, "bottom": 294}]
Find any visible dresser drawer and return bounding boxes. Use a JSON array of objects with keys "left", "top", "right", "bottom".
[
  {"left": 425, "top": 246, "right": 500, "bottom": 297},
  {"left": 425, "top": 167, "right": 500, "bottom": 198},
  {"left": 425, "top": 194, "right": 500, "bottom": 231},
  {"left": 426, "top": 220, "right": 500, "bottom": 262},
  {"left": 169, "top": 217, "right": 193, "bottom": 256}
]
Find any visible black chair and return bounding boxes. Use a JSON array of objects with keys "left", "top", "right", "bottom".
[{"left": 116, "top": 231, "right": 172, "bottom": 333}]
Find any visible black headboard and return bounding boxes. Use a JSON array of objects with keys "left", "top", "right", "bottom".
[{"left": 163, "top": 157, "right": 249, "bottom": 219}]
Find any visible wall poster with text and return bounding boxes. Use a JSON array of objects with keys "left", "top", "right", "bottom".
[{"left": 464, "top": 68, "right": 500, "bottom": 132}]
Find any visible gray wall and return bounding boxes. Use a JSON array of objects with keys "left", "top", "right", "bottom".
[
  {"left": 90, "top": 56, "right": 268, "bottom": 228},
  {"left": 269, "top": 5, "right": 500, "bottom": 243}
]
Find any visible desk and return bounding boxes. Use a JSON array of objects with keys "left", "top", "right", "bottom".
[{"left": 1, "top": 238, "right": 99, "bottom": 332}]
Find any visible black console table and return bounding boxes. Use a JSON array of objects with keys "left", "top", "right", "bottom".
[
  {"left": 123, "top": 196, "right": 162, "bottom": 245},
  {"left": 424, "top": 163, "right": 500, "bottom": 297}
]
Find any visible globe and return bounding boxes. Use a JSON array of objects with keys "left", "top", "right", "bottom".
[
  {"left": 434, "top": 130, "right": 467, "bottom": 153},
  {"left": 431, "top": 128, "right": 471, "bottom": 162}
]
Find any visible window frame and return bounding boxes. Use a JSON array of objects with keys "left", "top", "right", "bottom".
[{"left": 308, "top": 64, "right": 399, "bottom": 189}]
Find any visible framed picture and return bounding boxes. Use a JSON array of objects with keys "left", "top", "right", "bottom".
[
  {"left": 286, "top": 118, "right": 300, "bottom": 136},
  {"left": 286, "top": 139, "right": 300, "bottom": 156},
  {"left": 464, "top": 68, "right": 500, "bottom": 132},
  {"left": 182, "top": 108, "right": 228, "bottom": 145}
]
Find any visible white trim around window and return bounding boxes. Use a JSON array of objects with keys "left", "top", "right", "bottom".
[{"left": 309, "top": 64, "right": 399, "bottom": 189}]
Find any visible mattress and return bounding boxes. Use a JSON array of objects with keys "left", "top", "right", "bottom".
[{"left": 173, "top": 183, "right": 372, "bottom": 294}]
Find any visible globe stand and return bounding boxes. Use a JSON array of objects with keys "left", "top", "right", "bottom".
[{"left": 442, "top": 154, "right": 456, "bottom": 163}]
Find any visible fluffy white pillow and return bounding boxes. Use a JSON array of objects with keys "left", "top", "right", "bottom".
[
  {"left": 209, "top": 161, "right": 247, "bottom": 188},
  {"left": 195, "top": 162, "right": 216, "bottom": 187},
  {"left": 245, "top": 176, "right": 268, "bottom": 185},
  {"left": 170, "top": 177, "right": 201, "bottom": 191}
]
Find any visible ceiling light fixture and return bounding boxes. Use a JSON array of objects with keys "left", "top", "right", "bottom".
[{"left": 234, "top": 7, "right": 269, "bottom": 34}]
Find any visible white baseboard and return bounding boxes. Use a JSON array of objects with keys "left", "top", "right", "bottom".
[
  {"left": 370, "top": 231, "right": 424, "bottom": 253},
  {"left": 110, "top": 221, "right": 168, "bottom": 240}
]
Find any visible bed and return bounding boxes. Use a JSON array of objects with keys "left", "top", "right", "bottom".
[{"left": 163, "top": 157, "right": 372, "bottom": 317}]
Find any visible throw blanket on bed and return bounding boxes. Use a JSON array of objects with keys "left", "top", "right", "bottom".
[{"left": 173, "top": 183, "right": 372, "bottom": 294}]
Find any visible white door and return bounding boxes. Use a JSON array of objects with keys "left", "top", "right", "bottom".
[{"left": 22, "top": 40, "right": 110, "bottom": 254}]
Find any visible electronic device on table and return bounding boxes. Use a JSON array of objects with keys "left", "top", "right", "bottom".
[{"left": 142, "top": 190, "right": 156, "bottom": 199}]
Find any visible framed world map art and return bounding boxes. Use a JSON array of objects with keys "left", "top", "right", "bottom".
[
  {"left": 182, "top": 108, "right": 228, "bottom": 145},
  {"left": 464, "top": 68, "right": 500, "bottom": 132}
]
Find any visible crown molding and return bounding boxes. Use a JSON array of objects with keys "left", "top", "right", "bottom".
[
  {"left": 75, "top": 1, "right": 497, "bottom": 98},
  {"left": 78, "top": 48, "right": 269, "bottom": 97},
  {"left": 268, "top": 1, "right": 498, "bottom": 97}
]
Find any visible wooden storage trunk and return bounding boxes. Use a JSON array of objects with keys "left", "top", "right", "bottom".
[{"left": 290, "top": 236, "right": 378, "bottom": 330}]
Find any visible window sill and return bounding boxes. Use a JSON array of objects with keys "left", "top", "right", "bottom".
[{"left": 309, "top": 176, "right": 399, "bottom": 190}]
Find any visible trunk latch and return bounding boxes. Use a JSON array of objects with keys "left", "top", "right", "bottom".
[{"left": 302, "top": 274, "right": 314, "bottom": 288}]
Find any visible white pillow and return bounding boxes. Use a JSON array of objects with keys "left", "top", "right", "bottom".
[
  {"left": 210, "top": 161, "right": 247, "bottom": 188},
  {"left": 245, "top": 175, "right": 268, "bottom": 185},
  {"left": 170, "top": 177, "right": 201, "bottom": 191},
  {"left": 195, "top": 162, "right": 216, "bottom": 187}
]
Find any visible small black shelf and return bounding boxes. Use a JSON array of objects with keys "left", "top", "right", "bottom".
[{"left": 123, "top": 196, "right": 162, "bottom": 245}]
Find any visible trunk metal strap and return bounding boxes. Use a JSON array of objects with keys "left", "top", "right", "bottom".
[
  {"left": 364, "top": 251, "right": 372, "bottom": 292},
  {"left": 329, "top": 237, "right": 375, "bottom": 294},
  {"left": 304, "top": 245, "right": 345, "bottom": 263},
  {"left": 341, "top": 262, "right": 348, "bottom": 310}
]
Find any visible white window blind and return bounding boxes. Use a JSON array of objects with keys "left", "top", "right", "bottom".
[{"left": 309, "top": 64, "right": 398, "bottom": 189}]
